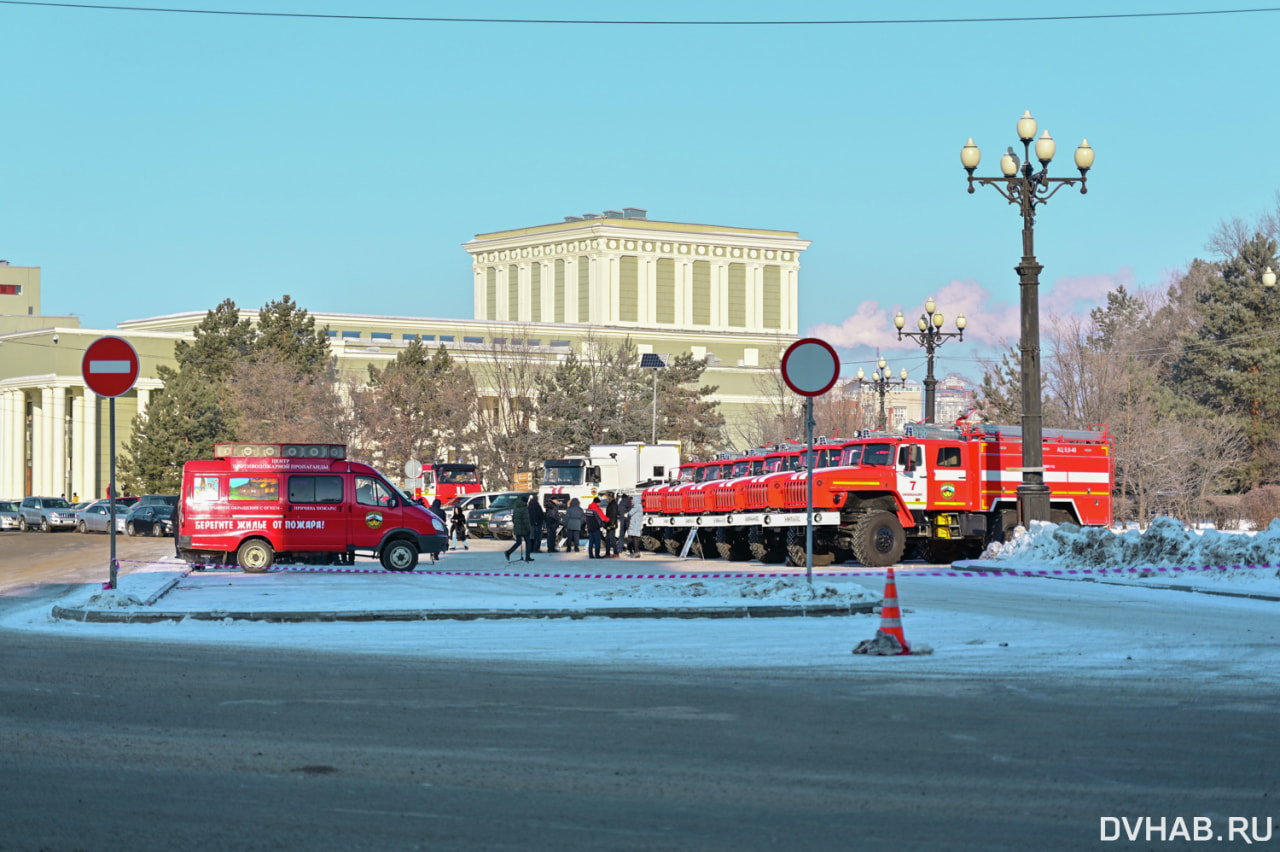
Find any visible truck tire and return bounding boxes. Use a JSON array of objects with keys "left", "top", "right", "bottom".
[
  {"left": 662, "top": 530, "right": 682, "bottom": 555},
  {"left": 716, "top": 527, "right": 752, "bottom": 562},
  {"left": 851, "top": 511, "right": 905, "bottom": 568},
  {"left": 748, "top": 526, "right": 786, "bottom": 564},
  {"left": 380, "top": 539, "right": 419, "bottom": 572},
  {"left": 237, "top": 538, "right": 275, "bottom": 573}
]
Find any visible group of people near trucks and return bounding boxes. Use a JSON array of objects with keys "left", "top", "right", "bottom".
[{"left": 503, "top": 492, "right": 644, "bottom": 562}]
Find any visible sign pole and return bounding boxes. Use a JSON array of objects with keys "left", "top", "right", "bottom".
[
  {"left": 804, "top": 396, "right": 815, "bottom": 584},
  {"left": 108, "top": 398, "right": 118, "bottom": 589},
  {"left": 81, "top": 336, "right": 140, "bottom": 592}
]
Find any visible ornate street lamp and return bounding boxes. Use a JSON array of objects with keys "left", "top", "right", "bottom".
[
  {"left": 894, "top": 298, "right": 967, "bottom": 424},
  {"left": 961, "top": 110, "right": 1093, "bottom": 525},
  {"left": 1263, "top": 266, "right": 1277, "bottom": 289},
  {"left": 856, "top": 357, "right": 908, "bottom": 431}
]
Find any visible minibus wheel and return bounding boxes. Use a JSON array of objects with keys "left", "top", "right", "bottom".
[
  {"left": 380, "top": 539, "right": 419, "bottom": 572},
  {"left": 237, "top": 539, "right": 275, "bottom": 573}
]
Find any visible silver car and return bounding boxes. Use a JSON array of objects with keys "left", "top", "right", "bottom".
[
  {"left": 76, "top": 499, "right": 132, "bottom": 533},
  {"left": 19, "top": 496, "right": 78, "bottom": 532},
  {"left": 0, "top": 500, "right": 20, "bottom": 531}
]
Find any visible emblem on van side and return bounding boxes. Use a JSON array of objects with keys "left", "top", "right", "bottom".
[{"left": 365, "top": 511, "right": 384, "bottom": 529}]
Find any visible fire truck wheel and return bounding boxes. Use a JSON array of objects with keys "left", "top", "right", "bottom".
[
  {"left": 237, "top": 539, "right": 274, "bottom": 573},
  {"left": 749, "top": 527, "right": 786, "bottom": 564},
  {"left": 380, "top": 539, "right": 419, "bottom": 572},
  {"left": 851, "top": 512, "right": 906, "bottom": 568},
  {"left": 716, "top": 528, "right": 752, "bottom": 562},
  {"left": 662, "top": 531, "right": 681, "bottom": 555}
]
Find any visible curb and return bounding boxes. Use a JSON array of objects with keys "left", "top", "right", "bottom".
[
  {"left": 50, "top": 601, "right": 879, "bottom": 624},
  {"left": 964, "top": 563, "right": 1280, "bottom": 602}
]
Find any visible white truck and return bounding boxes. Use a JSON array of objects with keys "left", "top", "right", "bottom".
[{"left": 539, "top": 442, "right": 681, "bottom": 510}]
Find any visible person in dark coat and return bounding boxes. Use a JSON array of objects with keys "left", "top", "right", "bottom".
[
  {"left": 563, "top": 498, "right": 584, "bottom": 553},
  {"left": 505, "top": 499, "right": 533, "bottom": 562},
  {"left": 585, "top": 497, "right": 604, "bottom": 558},
  {"left": 526, "top": 495, "right": 545, "bottom": 553},
  {"left": 544, "top": 501, "right": 561, "bottom": 553},
  {"left": 450, "top": 504, "right": 468, "bottom": 550},
  {"left": 430, "top": 497, "right": 445, "bottom": 521},
  {"left": 603, "top": 494, "right": 619, "bottom": 557}
]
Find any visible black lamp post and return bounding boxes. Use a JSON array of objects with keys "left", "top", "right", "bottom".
[
  {"left": 894, "top": 298, "right": 967, "bottom": 424},
  {"left": 856, "top": 357, "right": 908, "bottom": 431},
  {"left": 961, "top": 110, "right": 1093, "bottom": 526}
]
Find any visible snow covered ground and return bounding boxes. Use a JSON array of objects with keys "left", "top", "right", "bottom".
[{"left": 4, "top": 518, "right": 1279, "bottom": 684}]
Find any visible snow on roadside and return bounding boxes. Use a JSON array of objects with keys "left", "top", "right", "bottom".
[{"left": 975, "top": 516, "right": 1280, "bottom": 594}]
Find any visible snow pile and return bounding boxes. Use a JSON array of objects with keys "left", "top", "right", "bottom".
[
  {"left": 595, "top": 577, "right": 878, "bottom": 605},
  {"left": 83, "top": 588, "right": 146, "bottom": 608},
  {"left": 983, "top": 516, "right": 1280, "bottom": 570}
]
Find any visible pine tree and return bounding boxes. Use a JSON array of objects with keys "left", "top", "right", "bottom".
[
  {"left": 655, "top": 353, "right": 726, "bottom": 459},
  {"left": 1169, "top": 233, "right": 1280, "bottom": 490}
]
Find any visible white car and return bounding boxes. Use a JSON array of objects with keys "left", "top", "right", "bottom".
[{"left": 0, "top": 500, "right": 20, "bottom": 530}]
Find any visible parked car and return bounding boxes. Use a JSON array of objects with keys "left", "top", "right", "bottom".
[
  {"left": 489, "top": 507, "right": 515, "bottom": 539},
  {"left": 0, "top": 500, "right": 20, "bottom": 531},
  {"left": 466, "top": 491, "right": 535, "bottom": 538},
  {"left": 138, "top": 494, "right": 178, "bottom": 507},
  {"left": 19, "top": 496, "right": 77, "bottom": 532},
  {"left": 75, "top": 499, "right": 134, "bottom": 533},
  {"left": 124, "top": 503, "right": 175, "bottom": 537}
]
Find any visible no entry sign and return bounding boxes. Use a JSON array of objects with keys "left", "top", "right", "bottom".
[
  {"left": 780, "top": 338, "right": 840, "bottom": 397},
  {"left": 82, "top": 336, "right": 140, "bottom": 398}
]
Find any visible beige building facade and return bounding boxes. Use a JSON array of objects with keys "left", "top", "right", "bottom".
[{"left": 1, "top": 211, "right": 812, "bottom": 499}]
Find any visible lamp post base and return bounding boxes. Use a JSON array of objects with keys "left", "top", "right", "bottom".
[{"left": 1016, "top": 482, "right": 1051, "bottom": 528}]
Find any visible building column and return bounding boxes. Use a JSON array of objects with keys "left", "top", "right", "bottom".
[
  {"left": 679, "top": 260, "right": 692, "bottom": 327},
  {"left": 564, "top": 257, "right": 578, "bottom": 323},
  {"left": 71, "top": 392, "right": 84, "bottom": 501},
  {"left": 0, "top": 390, "right": 12, "bottom": 497},
  {"left": 51, "top": 387, "right": 67, "bottom": 499},
  {"left": 712, "top": 260, "right": 727, "bottom": 329},
  {"left": 82, "top": 391, "right": 98, "bottom": 499},
  {"left": 785, "top": 266, "right": 799, "bottom": 335},
  {"left": 136, "top": 387, "right": 151, "bottom": 421},
  {"left": 643, "top": 256, "right": 656, "bottom": 325},
  {"left": 12, "top": 390, "right": 26, "bottom": 497},
  {"left": 473, "top": 265, "right": 485, "bottom": 320}
]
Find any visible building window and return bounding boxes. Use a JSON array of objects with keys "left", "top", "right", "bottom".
[
  {"left": 727, "top": 263, "right": 747, "bottom": 327},
  {"left": 762, "top": 265, "right": 782, "bottom": 329},
  {"left": 492, "top": 337, "right": 507, "bottom": 345},
  {"left": 327, "top": 330, "right": 339, "bottom": 337},
  {"left": 341, "top": 331, "right": 360, "bottom": 339},
  {"left": 439, "top": 335, "right": 454, "bottom": 342},
  {"left": 526, "top": 339, "right": 540, "bottom": 347},
  {"left": 508, "top": 264, "right": 520, "bottom": 321},
  {"left": 656, "top": 258, "right": 675, "bottom": 324},
  {"left": 552, "top": 339, "right": 570, "bottom": 348},
  {"left": 619, "top": 256, "right": 638, "bottom": 322},
  {"left": 554, "top": 259, "right": 566, "bottom": 323},
  {"left": 464, "top": 336, "right": 484, "bottom": 344},
  {"left": 422, "top": 334, "right": 436, "bottom": 341},
  {"left": 691, "top": 261, "right": 711, "bottom": 325},
  {"left": 371, "top": 332, "right": 391, "bottom": 340},
  {"left": 530, "top": 263, "right": 542, "bottom": 323},
  {"left": 0, "top": 285, "right": 19, "bottom": 296},
  {"left": 402, "top": 333, "right": 418, "bottom": 341}
]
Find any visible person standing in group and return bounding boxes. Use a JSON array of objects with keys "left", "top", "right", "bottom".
[
  {"left": 585, "top": 497, "right": 604, "bottom": 559},
  {"left": 505, "top": 498, "right": 533, "bottom": 562},
  {"left": 430, "top": 497, "right": 445, "bottom": 522},
  {"left": 450, "top": 504, "right": 469, "bottom": 551},
  {"left": 526, "top": 494, "right": 545, "bottom": 554},
  {"left": 563, "top": 498, "right": 584, "bottom": 553},
  {"left": 603, "top": 493, "right": 619, "bottom": 558},
  {"left": 624, "top": 493, "right": 644, "bottom": 558},
  {"left": 544, "top": 500, "right": 561, "bottom": 553}
]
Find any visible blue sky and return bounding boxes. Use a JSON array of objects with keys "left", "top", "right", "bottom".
[{"left": 3, "top": 1, "right": 1278, "bottom": 382}]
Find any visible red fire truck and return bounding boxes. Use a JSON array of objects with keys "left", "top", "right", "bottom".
[
  {"left": 421, "top": 462, "right": 483, "bottom": 506},
  {"left": 176, "top": 442, "right": 450, "bottom": 572},
  {"left": 642, "top": 424, "right": 1113, "bottom": 567}
]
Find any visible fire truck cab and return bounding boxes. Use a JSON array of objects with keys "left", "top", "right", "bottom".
[{"left": 177, "top": 443, "right": 450, "bottom": 572}]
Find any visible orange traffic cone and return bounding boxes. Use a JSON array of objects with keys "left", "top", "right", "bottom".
[{"left": 876, "top": 567, "right": 911, "bottom": 655}]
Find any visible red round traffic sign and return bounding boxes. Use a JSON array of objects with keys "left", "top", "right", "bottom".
[
  {"left": 781, "top": 337, "right": 840, "bottom": 397},
  {"left": 82, "top": 336, "right": 140, "bottom": 398}
]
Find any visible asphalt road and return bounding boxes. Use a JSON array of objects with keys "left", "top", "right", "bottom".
[
  {"left": 3, "top": 535, "right": 1278, "bottom": 850},
  {"left": 0, "top": 528, "right": 175, "bottom": 612}
]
